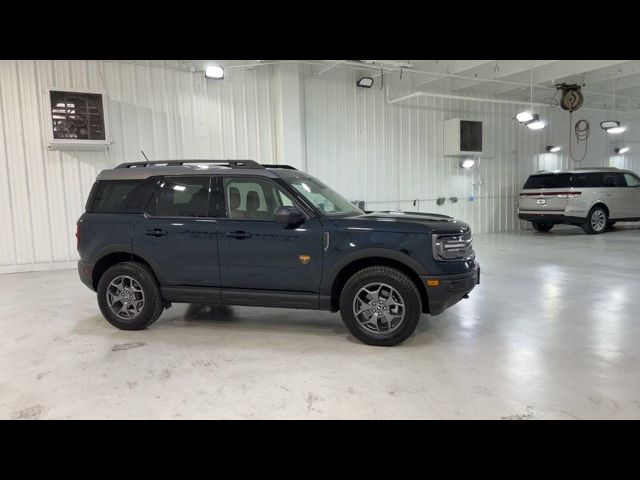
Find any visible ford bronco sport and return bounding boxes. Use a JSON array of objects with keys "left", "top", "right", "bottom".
[
  {"left": 77, "top": 160, "right": 479, "bottom": 346},
  {"left": 518, "top": 167, "right": 640, "bottom": 234}
]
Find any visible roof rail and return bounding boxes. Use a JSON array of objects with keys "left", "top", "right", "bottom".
[
  {"left": 116, "top": 160, "right": 263, "bottom": 169},
  {"left": 573, "top": 167, "right": 619, "bottom": 171},
  {"left": 260, "top": 164, "right": 298, "bottom": 170}
]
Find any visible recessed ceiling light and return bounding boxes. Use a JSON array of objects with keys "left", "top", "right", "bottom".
[
  {"left": 205, "top": 65, "right": 224, "bottom": 79},
  {"left": 516, "top": 111, "right": 534, "bottom": 123},
  {"left": 546, "top": 146, "right": 561, "bottom": 153},
  {"left": 615, "top": 146, "right": 629, "bottom": 154}
]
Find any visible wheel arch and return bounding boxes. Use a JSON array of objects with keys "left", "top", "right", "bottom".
[
  {"left": 329, "top": 256, "right": 429, "bottom": 314},
  {"left": 92, "top": 252, "right": 158, "bottom": 290}
]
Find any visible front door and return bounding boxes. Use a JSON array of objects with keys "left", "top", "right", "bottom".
[
  {"left": 132, "top": 175, "right": 220, "bottom": 287},
  {"left": 216, "top": 176, "right": 324, "bottom": 293}
]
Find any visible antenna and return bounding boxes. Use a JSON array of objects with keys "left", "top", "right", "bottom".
[{"left": 141, "top": 150, "right": 150, "bottom": 162}]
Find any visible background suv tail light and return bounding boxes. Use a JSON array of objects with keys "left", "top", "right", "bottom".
[{"left": 75, "top": 224, "right": 80, "bottom": 250}]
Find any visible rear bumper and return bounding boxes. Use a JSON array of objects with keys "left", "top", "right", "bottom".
[
  {"left": 518, "top": 213, "right": 586, "bottom": 225},
  {"left": 421, "top": 263, "right": 479, "bottom": 316},
  {"left": 78, "top": 261, "right": 95, "bottom": 291}
]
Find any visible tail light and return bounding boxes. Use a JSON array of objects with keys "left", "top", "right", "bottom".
[
  {"left": 520, "top": 192, "right": 581, "bottom": 199},
  {"left": 75, "top": 224, "right": 80, "bottom": 250}
]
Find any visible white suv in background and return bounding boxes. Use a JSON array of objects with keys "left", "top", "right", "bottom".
[{"left": 518, "top": 167, "right": 640, "bottom": 234}]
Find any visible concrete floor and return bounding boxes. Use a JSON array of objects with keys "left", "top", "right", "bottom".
[{"left": 1, "top": 225, "right": 640, "bottom": 419}]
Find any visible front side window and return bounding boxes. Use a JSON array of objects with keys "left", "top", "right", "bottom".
[
  {"left": 150, "top": 176, "right": 211, "bottom": 217},
  {"left": 224, "top": 177, "right": 297, "bottom": 220},
  {"left": 282, "top": 175, "right": 364, "bottom": 217},
  {"left": 624, "top": 173, "right": 640, "bottom": 187}
]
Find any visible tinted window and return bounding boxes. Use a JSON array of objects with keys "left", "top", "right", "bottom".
[
  {"left": 523, "top": 174, "right": 572, "bottom": 189},
  {"left": 624, "top": 173, "right": 640, "bottom": 187},
  {"left": 601, "top": 172, "right": 626, "bottom": 187},
  {"left": 571, "top": 173, "right": 602, "bottom": 188},
  {"left": 224, "top": 177, "right": 296, "bottom": 220},
  {"left": 91, "top": 180, "right": 155, "bottom": 213},
  {"left": 151, "top": 177, "right": 211, "bottom": 217}
]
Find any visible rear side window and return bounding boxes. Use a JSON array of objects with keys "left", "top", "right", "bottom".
[
  {"left": 624, "top": 173, "right": 640, "bottom": 187},
  {"left": 601, "top": 172, "right": 626, "bottom": 187},
  {"left": 571, "top": 173, "right": 602, "bottom": 188},
  {"left": 91, "top": 180, "right": 156, "bottom": 213},
  {"left": 149, "top": 176, "right": 211, "bottom": 217},
  {"left": 523, "top": 174, "right": 572, "bottom": 189}
]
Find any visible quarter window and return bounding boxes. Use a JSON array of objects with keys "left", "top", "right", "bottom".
[{"left": 151, "top": 177, "right": 211, "bottom": 217}]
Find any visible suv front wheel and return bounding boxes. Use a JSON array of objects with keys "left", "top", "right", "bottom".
[
  {"left": 339, "top": 266, "right": 422, "bottom": 346},
  {"left": 582, "top": 206, "right": 608, "bottom": 235},
  {"left": 97, "top": 262, "right": 165, "bottom": 330}
]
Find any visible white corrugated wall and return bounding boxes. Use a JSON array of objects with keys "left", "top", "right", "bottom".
[
  {"left": 0, "top": 60, "right": 637, "bottom": 273},
  {"left": 303, "top": 73, "right": 621, "bottom": 234},
  {"left": 0, "top": 60, "right": 276, "bottom": 273}
]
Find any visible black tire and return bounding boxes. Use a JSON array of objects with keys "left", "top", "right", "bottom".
[
  {"left": 97, "top": 262, "right": 164, "bottom": 330},
  {"left": 582, "top": 206, "right": 609, "bottom": 235},
  {"left": 532, "top": 222, "right": 554, "bottom": 232},
  {"left": 339, "top": 266, "right": 422, "bottom": 347}
]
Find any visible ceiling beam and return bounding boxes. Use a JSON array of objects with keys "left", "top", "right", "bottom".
[{"left": 412, "top": 60, "right": 495, "bottom": 90}]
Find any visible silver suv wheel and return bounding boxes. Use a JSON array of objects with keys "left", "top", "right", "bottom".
[
  {"left": 352, "top": 282, "right": 406, "bottom": 335},
  {"left": 106, "top": 275, "right": 145, "bottom": 320},
  {"left": 590, "top": 209, "right": 607, "bottom": 233}
]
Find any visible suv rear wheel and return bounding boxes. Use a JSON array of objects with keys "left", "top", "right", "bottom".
[
  {"left": 532, "top": 222, "right": 554, "bottom": 232},
  {"left": 583, "top": 206, "right": 608, "bottom": 235},
  {"left": 339, "top": 266, "right": 422, "bottom": 346},
  {"left": 97, "top": 262, "right": 164, "bottom": 330}
]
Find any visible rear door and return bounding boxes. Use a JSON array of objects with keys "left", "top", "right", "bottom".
[
  {"left": 131, "top": 175, "right": 220, "bottom": 287},
  {"left": 600, "top": 172, "right": 628, "bottom": 218}
]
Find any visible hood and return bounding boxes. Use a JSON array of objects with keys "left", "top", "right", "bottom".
[{"left": 330, "top": 210, "right": 471, "bottom": 234}]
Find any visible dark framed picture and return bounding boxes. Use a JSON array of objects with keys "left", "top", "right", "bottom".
[{"left": 47, "top": 88, "right": 110, "bottom": 149}]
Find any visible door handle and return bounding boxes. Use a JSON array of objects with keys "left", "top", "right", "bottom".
[
  {"left": 225, "top": 231, "right": 252, "bottom": 239},
  {"left": 145, "top": 228, "right": 168, "bottom": 237}
]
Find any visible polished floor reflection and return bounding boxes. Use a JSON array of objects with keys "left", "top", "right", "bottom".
[{"left": 1, "top": 225, "right": 639, "bottom": 419}]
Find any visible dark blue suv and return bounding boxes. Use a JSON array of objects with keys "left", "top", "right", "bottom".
[{"left": 77, "top": 160, "right": 479, "bottom": 346}]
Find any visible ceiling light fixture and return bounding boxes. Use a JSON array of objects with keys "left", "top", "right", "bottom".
[
  {"left": 546, "top": 146, "right": 561, "bottom": 153},
  {"left": 204, "top": 65, "right": 224, "bottom": 79},
  {"left": 607, "top": 126, "right": 626, "bottom": 134},
  {"left": 516, "top": 111, "right": 534, "bottom": 123},
  {"left": 526, "top": 114, "right": 547, "bottom": 130},
  {"left": 615, "top": 146, "right": 629, "bottom": 154},
  {"left": 356, "top": 77, "right": 374, "bottom": 88}
]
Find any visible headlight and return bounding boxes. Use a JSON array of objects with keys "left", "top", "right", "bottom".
[{"left": 432, "top": 231, "right": 475, "bottom": 261}]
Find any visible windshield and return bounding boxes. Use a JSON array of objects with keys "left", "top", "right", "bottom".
[{"left": 283, "top": 174, "right": 364, "bottom": 217}]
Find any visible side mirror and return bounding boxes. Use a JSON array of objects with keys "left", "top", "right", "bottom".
[{"left": 274, "top": 206, "right": 306, "bottom": 226}]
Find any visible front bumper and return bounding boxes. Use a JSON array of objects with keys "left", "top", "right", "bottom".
[
  {"left": 78, "top": 260, "right": 95, "bottom": 291},
  {"left": 420, "top": 263, "right": 479, "bottom": 315}
]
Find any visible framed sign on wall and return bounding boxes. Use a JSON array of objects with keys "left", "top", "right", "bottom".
[{"left": 46, "top": 88, "right": 111, "bottom": 150}]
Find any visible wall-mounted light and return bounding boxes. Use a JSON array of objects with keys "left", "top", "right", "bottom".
[
  {"left": 526, "top": 114, "right": 547, "bottom": 130},
  {"left": 516, "top": 111, "right": 534, "bottom": 123},
  {"left": 600, "top": 120, "right": 626, "bottom": 134},
  {"left": 356, "top": 77, "right": 374, "bottom": 88},
  {"left": 615, "top": 146, "right": 629, "bottom": 154},
  {"left": 546, "top": 146, "right": 561, "bottom": 153},
  {"left": 205, "top": 65, "right": 224, "bottom": 79},
  {"left": 460, "top": 158, "right": 475, "bottom": 169}
]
